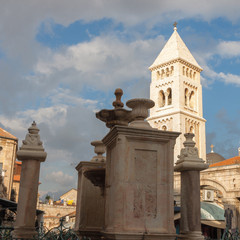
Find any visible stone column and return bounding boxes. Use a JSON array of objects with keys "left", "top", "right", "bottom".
[
  {"left": 97, "top": 95, "right": 180, "bottom": 240},
  {"left": 74, "top": 141, "right": 106, "bottom": 240},
  {"left": 174, "top": 133, "right": 208, "bottom": 240},
  {"left": 12, "top": 121, "right": 47, "bottom": 239}
]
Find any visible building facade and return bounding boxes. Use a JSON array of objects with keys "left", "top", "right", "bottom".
[
  {"left": 0, "top": 128, "right": 18, "bottom": 199},
  {"left": 148, "top": 25, "right": 206, "bottom": 162}
]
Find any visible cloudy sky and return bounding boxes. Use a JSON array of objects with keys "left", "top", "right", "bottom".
[{"left": 1, "top": 0, "right": 240, "bottom": 197}]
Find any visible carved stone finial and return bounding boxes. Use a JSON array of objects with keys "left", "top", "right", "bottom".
[
  {"left": 17, "top": 121, "right": 47, "bottom": 162},
  {"left": 90, "top": 141, "right": 106, "bottom": 163},
  {"left": 96, "top": 88, "right": 131, "bottom": 129},
  {"left": 173, "top": 22, "right": 177, "bottom": 31},
  {"left": 21, "top": 121, "right": 43, "bottom": 151},
  {"left": 183, "top": 133, "right": 195, "bottom": 148},
  {"left": 174, "top": 133, "right": 208, "bottom": 172},
  {"left": 112, "top": 88, "right": 124, "bottom": 109}
]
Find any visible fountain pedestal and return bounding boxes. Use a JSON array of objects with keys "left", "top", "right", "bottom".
[
  {"left": 97, "top": 96, "right": 180, "bottom": 240},
  {"left": 74, "top": 141, "right": 106, "bottom": 240}
]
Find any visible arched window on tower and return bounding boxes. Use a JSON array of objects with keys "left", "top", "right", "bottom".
[
  {"left": 158, "top": 90, "right": 165, "bottom": 107},
  {"left": 186, "top": 68, "right": 189, "bottom": 77},
  {"left": 161, "top": 69, "right": 165, "bottom": 79},
  {"left": 166, "top": 68, "right": 170, "bottom": 77},
  {"left": 185, "top": 88, "right": 189, "bottom": 106},
  {"left": 193, "top": 72, "right": 196, "bottom": 80},
  {"left": 189, "top": 91, "right": 195, "bottom": 109},
  {"left": 183, "top": 66, "right": 185, "bottom": 75},
  {"left": 171, "top": 66, "right": 174, "bottom": 76},
  {"left": 167, "top": 88, "right": 172, "bottom": 105},
  {"left": 157, "top": 71, "right": 160, "bottom": 80},
  {"left": 190, "top": 70, "right": 192, "bottom": 78},
  {"left": 189, "top": 126, "right": 194, "bottom": 133},
  {"left": 162, "top": 125, "right": 167, "bottom": 131}
]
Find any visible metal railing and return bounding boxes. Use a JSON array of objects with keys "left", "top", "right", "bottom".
[
  {"left": 221, "top": 228, "right": 240, "bottom": 240},
  {"left": 0, "top": 218, "right": 79, "bottom": 240}
]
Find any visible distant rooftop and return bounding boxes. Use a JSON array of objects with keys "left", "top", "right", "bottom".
[
  {"left": 0, "top": 128, "right": 17, "bottom": 140},
  {"left": 210, "top": 156, "right": 240, "bottom": 167}
]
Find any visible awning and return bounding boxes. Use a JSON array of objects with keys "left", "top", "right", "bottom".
[
  {"left": 174, "top": 202, "right": 226, "bottom": 229},
  {"left": 0, "top": 198, "right": 44, "bottom": 215},
  {"left": 201, "top": 220, "right": 225, "bottom": 229}
]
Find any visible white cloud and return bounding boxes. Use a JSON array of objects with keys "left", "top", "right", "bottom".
[
  {"left": 45, "top": 171, "right": 74, "bottom": 187},
  {"left": 217, "top": 41, "right": 240, "bottom": 58},
  {"left": 33, "top": 35, "right": 165, "bottom": 91}
]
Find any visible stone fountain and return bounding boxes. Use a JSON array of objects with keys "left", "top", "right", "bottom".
[{"left": 96, "top": 88, "right": 181, "bottom": 240}]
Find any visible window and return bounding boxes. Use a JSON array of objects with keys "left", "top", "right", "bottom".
[
  {"left": 167, "top": 88, "right": 172, "bottom": 105},
  {"left": 158, "top": 90, "right": 165, "bottom": 107},
  {"left": 189, "top": 91, "right": 195, "bottom": 109}
]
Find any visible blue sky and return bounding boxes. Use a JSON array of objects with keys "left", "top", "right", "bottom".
[{"left": 1, "top": 1, "right": 240, "bottom": 196}]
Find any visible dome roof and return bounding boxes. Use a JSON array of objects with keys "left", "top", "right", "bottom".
[{"left": 206, "top": 152, "right": 225, "bottom": 165}]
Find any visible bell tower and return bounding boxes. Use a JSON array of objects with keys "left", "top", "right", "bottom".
[{"left": 148, "top": 24, "right": 206, "bottom": 162}]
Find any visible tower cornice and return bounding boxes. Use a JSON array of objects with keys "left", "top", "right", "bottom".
[
  {"left": 149, "top": 58, "right": 203, "bottom": 72},
  {"left": 148, "top": 109, "right": 206, "bottom": 123}
]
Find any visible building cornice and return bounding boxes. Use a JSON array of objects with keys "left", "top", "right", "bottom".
[{"left": 149, "top": 57, "right": 203, "bottom": 73}]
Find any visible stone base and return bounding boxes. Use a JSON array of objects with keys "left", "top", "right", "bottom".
[
  {"left": 12, "top": 226, "right": 37, "bottom": 239},
  {"left": 178, "top": 231, "right": 204, "bottom": 240},
  {"left": 102, "top": 232, "right": 177, "bottom": 240},
  {"left": 75, "top": 229, "right": 103, "bottom": 240}
]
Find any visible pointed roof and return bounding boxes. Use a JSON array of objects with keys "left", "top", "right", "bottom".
[
  {"left": 149, "top": 26, "right": 202, "bottom": 71},
  {"left": 0, "top": 127, "right": 17, "bottom": 140}
]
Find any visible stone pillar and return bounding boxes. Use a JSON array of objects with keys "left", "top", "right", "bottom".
[
  {"left": 174, "top": 133, "right": 208, "bottom": 240},
  {"left": 98, "top": 97, "right": 180, "bottom": 240},
  {"left": 74, "top": 141, "right": 106, "bottom": 239},
  {"left": 12, "top": 121, "right": 47, "bottom": 239}
]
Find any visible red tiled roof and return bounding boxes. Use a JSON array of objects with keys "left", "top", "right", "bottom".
[
  {"left": 210, "top": 156, "right": 240, "bottom": 167},
  {"left": 0, "top": 128, "right": 17, "bottom": 140}
]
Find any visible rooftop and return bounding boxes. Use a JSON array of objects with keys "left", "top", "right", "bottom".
[
  {"left": 149, "top": 25, "right": 202, "bottom": 70},
  {"left": 210, "top": 156, "right": 240, "bottom": 167},
  {"left": 0, "top": 128, "right": 17, "bottom": 140}
]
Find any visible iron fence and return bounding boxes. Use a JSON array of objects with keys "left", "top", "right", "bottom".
[{"left": 0, "top": 218, "right": 79, "bottom": 240}]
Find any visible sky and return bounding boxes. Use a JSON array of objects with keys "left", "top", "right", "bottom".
[{"left": 1, "top": 0, "right": 240, "bottom": 198}]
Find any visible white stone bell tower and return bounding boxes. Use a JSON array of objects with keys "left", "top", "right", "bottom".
[{"left": 148, "top": 23, "right": 206, "bottom": 162}]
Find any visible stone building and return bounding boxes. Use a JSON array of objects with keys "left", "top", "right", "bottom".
[
  {"left": 148, "top": 24, "right": 206, "bottom": 162},
  {"left": 37, "top": 203, "right": 75, "bottom": 229},
  {"left": 0, "top": 128, "right": 18, "bottom": 199},
  {"left": 60, "top": 188, "right": 77, "bottom": 205},
  {"left": 148, "top": 24, "right": 240, "bottom": 236}
]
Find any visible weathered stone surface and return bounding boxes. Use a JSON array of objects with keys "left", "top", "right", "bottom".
[
  {"left": 12, "top": 122, "right": 46, "bottom": 239},
  {"left": 75, "top": 140, "right": 106, "bottom": 239},
  {"left": 74, "top": 161, "right": 105, "bottom": 239},
  {"left": 174, "top": 133, "right": 207, "bottom": 240},
  {"left": 102, "top": 125, "right": 180, "bottom": 240}
]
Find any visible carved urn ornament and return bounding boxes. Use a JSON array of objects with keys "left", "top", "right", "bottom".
[
  {"left": 126, "top": 98, "right": 155, "bottom": 129},
  {"left": 90, "top": 140, "right": 106, "bottom": 163}
]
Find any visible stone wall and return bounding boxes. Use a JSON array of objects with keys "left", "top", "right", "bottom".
[{"left": 37, "top": 203, "right": 76, "bottom": 229}]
